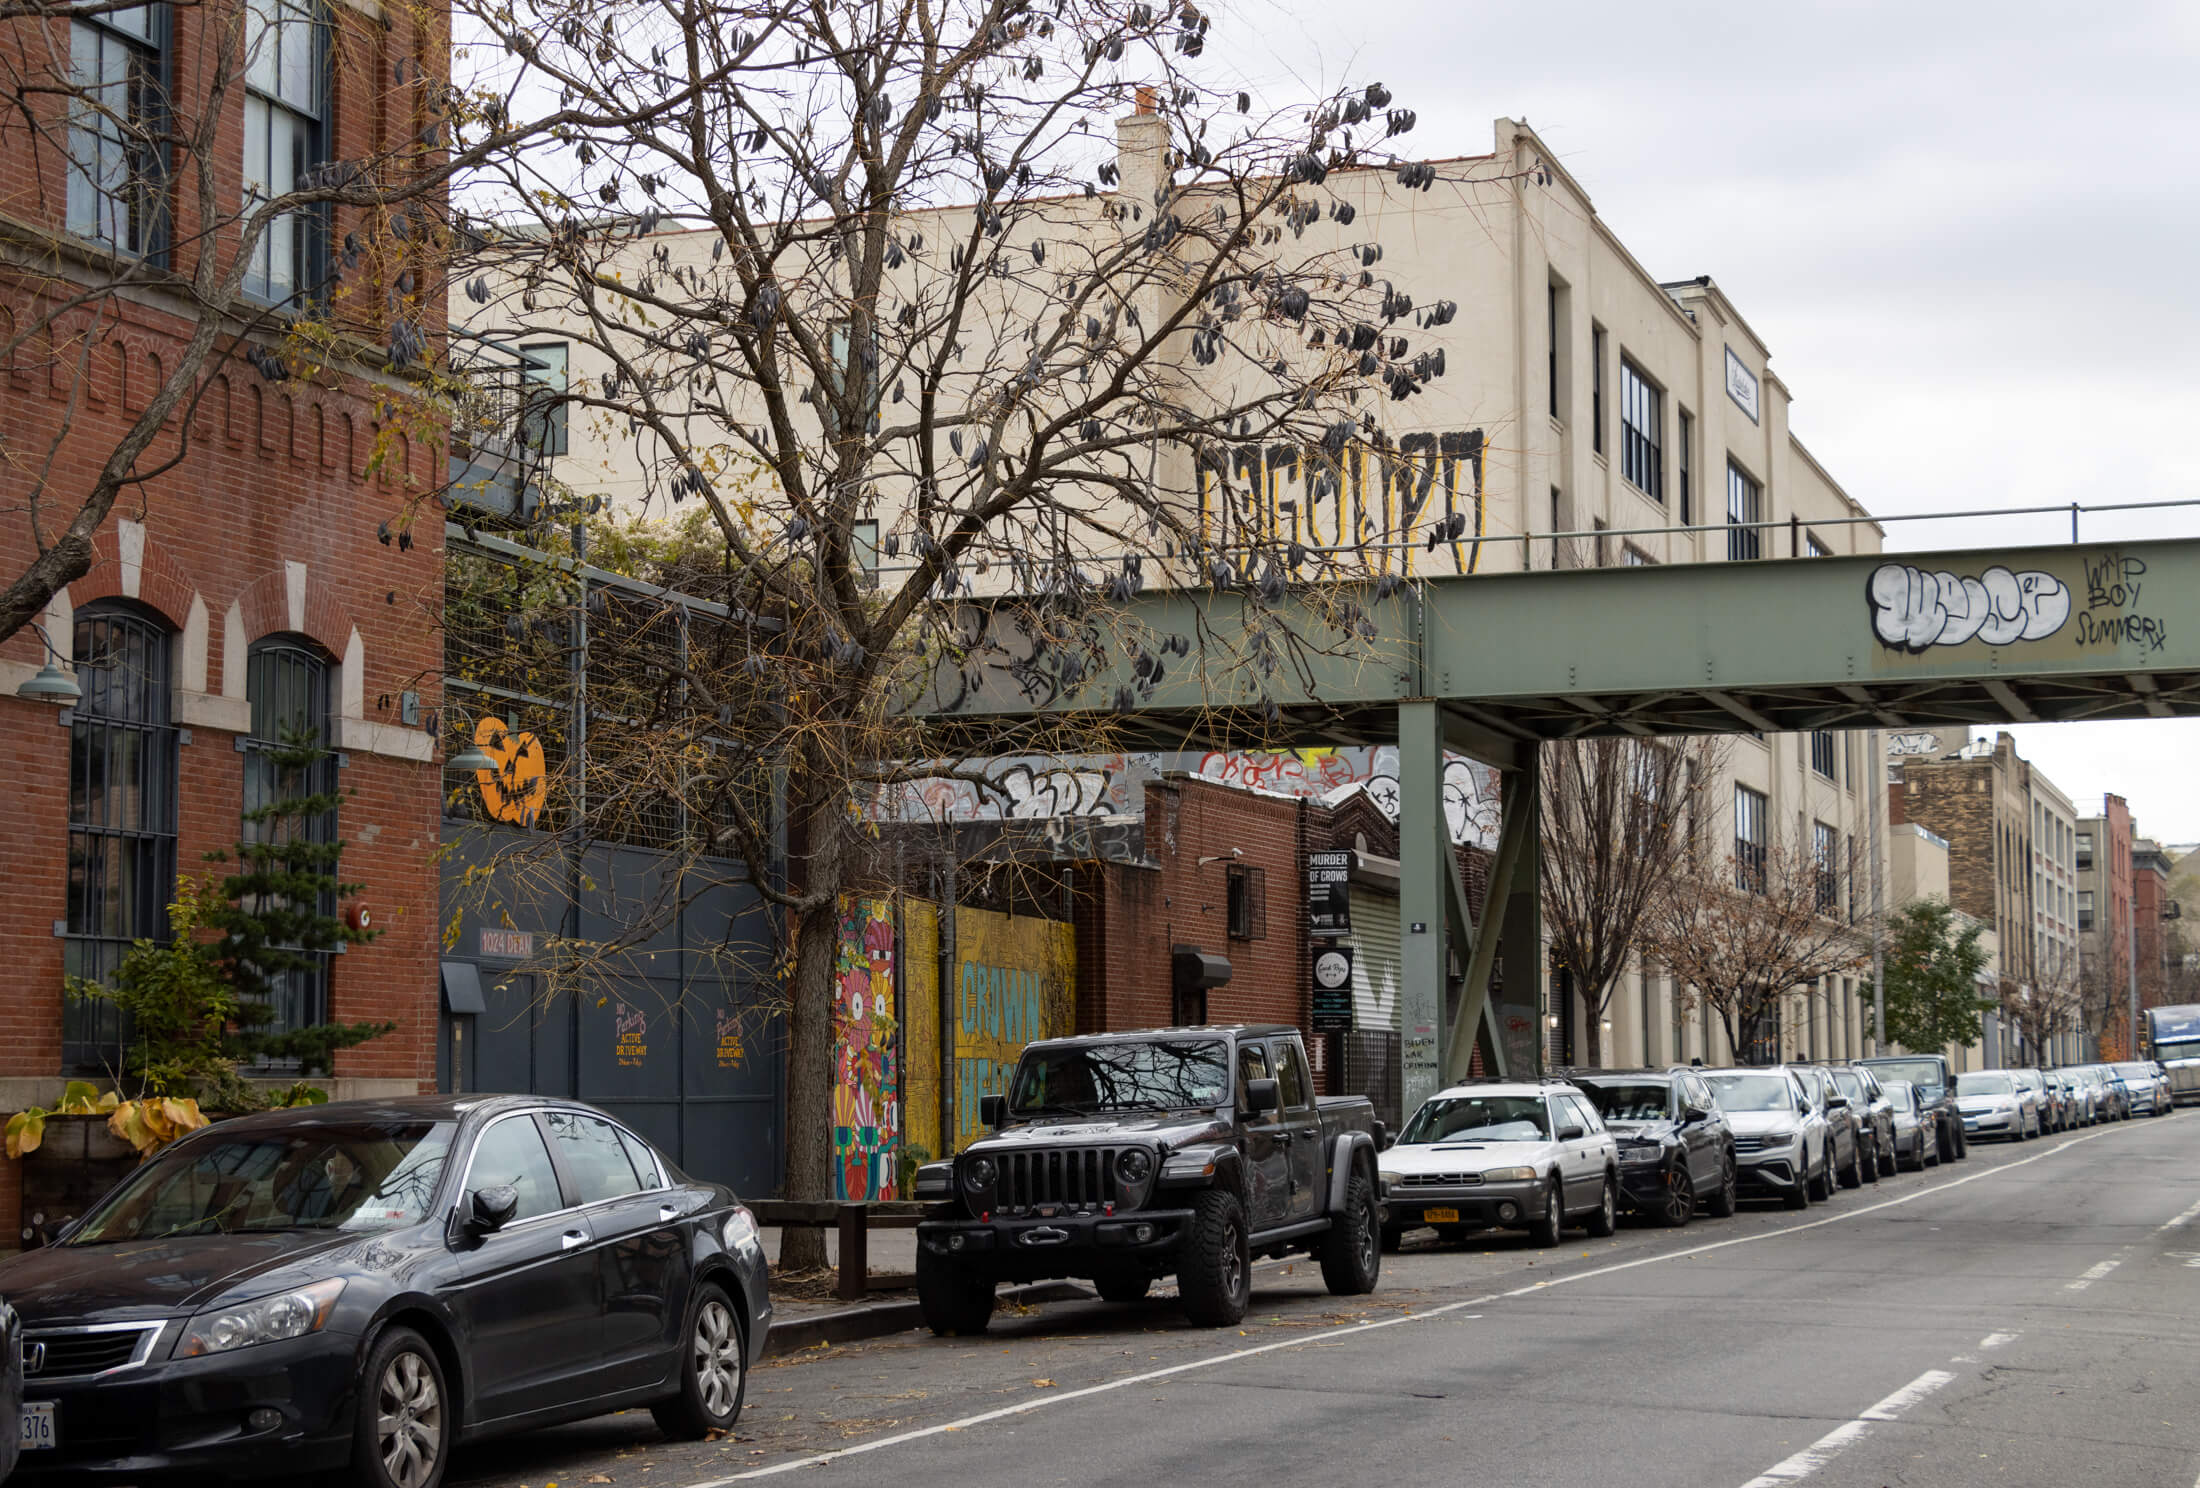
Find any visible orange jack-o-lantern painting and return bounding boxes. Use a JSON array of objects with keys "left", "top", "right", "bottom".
[{"left": 474, "top": 717, "right": 548, "bottom": 827}]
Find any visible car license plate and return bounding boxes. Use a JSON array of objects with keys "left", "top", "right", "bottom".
[
  {"left": 1423, "top": 1207, "right": 1460, "bottom": 1223},
  {"left": 20, "top": 1401, "right": 55, "bottom": 1451}
]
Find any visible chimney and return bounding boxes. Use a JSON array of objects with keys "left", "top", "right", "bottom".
[{"left": 1114, "top": 86, "right": 1169, "bottom": 210}]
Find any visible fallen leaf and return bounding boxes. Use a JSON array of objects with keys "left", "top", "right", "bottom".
[{"left": 1031, "top": 1379, "right": 1056, "bottom": 1388}]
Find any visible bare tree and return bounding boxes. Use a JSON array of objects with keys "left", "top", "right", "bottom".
[
  {"left": 441, "top": 0, "right": 1477, "bottom": 1261},
  {"left": 2002, "top": 955, "right": 2086, "bottom": 1066},
  {"left": 1645, "top": 819, "right": 1873, "bottom": 1065},
  {"left": 1540, "top": 736, "right": 1725, "bottom": 1068},
  {"left": 0, "top": 0, "right": 573, "bottom": 641}
]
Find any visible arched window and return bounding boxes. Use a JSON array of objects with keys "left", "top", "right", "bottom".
[
  {"left": 243, "top": 635, "right": 336, "bottom": 1037},
  {"left": 64, "top": 602, "right": 178, "bottom": 1068}
]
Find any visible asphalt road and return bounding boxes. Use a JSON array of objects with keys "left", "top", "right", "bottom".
[{"left": 449, "top": 1108, "right": 2200, "bottom": 1488}]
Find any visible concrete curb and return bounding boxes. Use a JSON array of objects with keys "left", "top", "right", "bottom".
[{"left": 763, "top": 1281, "right": 1093, "bottom": 1356}]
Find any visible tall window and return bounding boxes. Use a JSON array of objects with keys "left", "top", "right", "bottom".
[
  {"left": 1590, "top": 324, "right": 1607, "bottom": 455},
  {"left": 243, "top": 637, "right": 337, "bottom": 1036},
  {"left": 243, "top": 0, "right": 326, "bottom": 302},
  {"left": 2078, "top": 890, "right": 2094, "bottom": 931},
  {"left": 519, "top": 342, "right": 569, "bottom": 456},
  {"left": 1619, "top": 360, "right": 1662, "bottom": 502},
  {"left": 1814, "top": 821, "right": 1840, "bottom": 915},
  {"left": 1811, "top": 730, "right": 1838, "bottom": 780},
  {"left": 1677, "top": 408, "right": 1693, "bottom": 526},
  {"left": 63, "top": 605, "right": 178, "bottom": 1068},
  {"left": 67, "top": 5, "right": 165, "bottom": 256},
  {"left": 1734, "top": 785, "right": 1767, "bottom": 892},
  {"left": 1547, "top": 283, "right": 1560, "bottom": 419},
  {"left": 1806, "top": 532, "right": 1832, "bottom": 558},
  {"left": 1225, "top": 863, "right": 1266, "bottom": 941},
  {"left": 1727, "top": 462, "right": 1762, "bottom": 561}
]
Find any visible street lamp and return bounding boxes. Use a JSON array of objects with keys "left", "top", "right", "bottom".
[{"left": 14, "top": 624, "right": 79, "bottom": 705}]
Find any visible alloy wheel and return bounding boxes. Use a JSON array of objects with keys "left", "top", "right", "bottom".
[
  {"left": 1662, "top": 1164, "right": 1694, "bottom": 1225},
  {"left": 1223, "top": 1217, "right": 1247, "bottom": 1298},
  {"left": 376, "top": 1349, "right": 443, "bottom": 1488},
  {"left": 693, "top": 1297, "right": 743, "bottom": 1419}
]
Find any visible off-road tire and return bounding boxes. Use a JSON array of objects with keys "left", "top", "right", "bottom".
[
  {"left": 1319, "top": 1171, "right": 1382, "bottom": 1296},
  {"left": 1177, "top": 1190, "right": 1252, "bottom": 1327},
  {"left": 1094, "top": 1272, "right": 1150, "bottom": 1304},
  {"left": 1585, "top": 1173, "right": 1619, "bottom": 1238},
  {"left": 651, "top": 1283, "right": 747, "bottom": 1440},
  {"left": 917, "top": 1248, "right": 997, "bottom": 1336},
  {"left": 1705, "top": 1150, "right": 1740, "bottom": 1218},
  {"left": 1529, "top": 1177, "right": 1565, "bottom": 1247}
]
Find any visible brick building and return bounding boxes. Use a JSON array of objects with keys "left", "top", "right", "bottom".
[
  {"left": 2078, "top": 796, "right": 2135, "bottom": 1054},
  {"left": 0, "top": 0, "right": 447, "bottom": 1236}
]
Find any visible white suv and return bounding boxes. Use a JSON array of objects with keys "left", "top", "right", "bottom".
[{"left": 1378, "top": 1080, "right": 1619, "bottom": 1248}]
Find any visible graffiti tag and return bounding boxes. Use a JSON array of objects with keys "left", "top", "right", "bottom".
[
  {"left": 1867, "top": 563, "right": 2072, "bottom": 652},
  {"left": 2074, "top": 552, "right": 2167, "bottom": 652}
]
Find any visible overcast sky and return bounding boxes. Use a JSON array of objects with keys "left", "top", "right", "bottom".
[{"left": 1220, "top": 0, "right": 2200, "bottom": 841}]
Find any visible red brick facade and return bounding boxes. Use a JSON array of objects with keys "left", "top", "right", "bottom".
[{"left": 0, "top": 0, "right": 448, "bottom": 1237}]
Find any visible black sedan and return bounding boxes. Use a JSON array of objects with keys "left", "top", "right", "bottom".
[
  {"left": 1571, "top": 1069, "right": 1739, "bottom": 1226},
  {"left": 0, "top": 1095, "right": 771, "bottom": 1488}
]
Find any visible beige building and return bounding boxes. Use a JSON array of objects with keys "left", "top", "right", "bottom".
[{"left": 452, "top": 112, "right": 1892, "bottom": 1071}]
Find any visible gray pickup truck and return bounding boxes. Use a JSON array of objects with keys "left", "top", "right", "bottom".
[{"left": 913, "top": 1024, "right": 1385, "bottom": 1331}]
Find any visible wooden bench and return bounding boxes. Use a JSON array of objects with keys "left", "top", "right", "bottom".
[{"left": 747, "top": 1199, "right": 929, "bottom": 1302}]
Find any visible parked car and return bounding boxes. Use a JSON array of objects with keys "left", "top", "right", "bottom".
[
  {"left": 1572, "top": 1069, "right": 1739, "bottom": 1227},
  {"left": 1881, "top": 1080, "right": 1941, "bottom": 1171},
  {"left": 0, "top": 1096, "right": 769, "bottom": 1488},
  {"left": 1700, "top": 1067, "right": 1829, "bottom": 1210},
  {"left": 914, "top": 1025, "right": 1384, "bottom": 1330},
  {"left": 2080, "top": 1063, "right": 2131, "bottom": 1121},
  {"left": 2050, "top": 1068, "right": 2098, "bottom": 1126},
  {"left": 2011, "top": 1068, "right": 2063, "bottom": 1133},
  {"left": 2111, "top": 1061, "right": 2173, "bottom": 1117},
  {"left": 1829, "top": 1065, "right": 1898, "bottom": 1178},
  {"left": 1795, "top": 1065, "right": 1873, "bottom": 1189},
  {"left": 0, "top": 1293, "right": 21, "bottom": 1481},
  {"left": 1369, "top": 1079, "right": 1619, "bottom": 1247},
  {"left": 1955, "top": 1069, "right": 2036, "bottom": 1140},
  {"left": 1859, "top": 1054, "right": 1967, "bottom": 1161}
]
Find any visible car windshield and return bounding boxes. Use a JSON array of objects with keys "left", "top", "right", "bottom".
[
  {"left": 1703, "top": 1073, "right": 1795, "bottom": 1112},
  {"left": 1577, "top": 1082, "right": 1673, "bottom": 1121},
  {"left": 66, "top": 1121, "right": 457, "bottom": 1244},
  {"left": 2156, "top": 1039, "right": 2200, "bottom": 1062},
  {"left": 2112, "top": 1063, "right": 2157, "bottom": 1080},
  {"left": 1008, "top": 1039, "right": 1230, "bottom": 1115},
  {"left": 1830, "top": 1071, "right": 1866, "bottom": 1101},
  {"left": 1866, "top": 1059, "right": 1945, "bottom": 1092},
  {"left": 1398, "top": 1095, "right": 1551, "bottom": 1144},
  {"left": 2012, "top": 1071, "right": 2042, "bottom": 1090},
  {"left": 1881, "top": 1082, "right": 1914, "bottom": 1110},
  {"left": 1957, "top": 1073, "right": 2014, "bottom": 1096}
]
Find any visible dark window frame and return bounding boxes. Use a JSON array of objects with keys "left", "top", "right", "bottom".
[
  {"left": 1814, "top": 820, "right": 1840, "bottom": 916},
  {"left": 66, "top": 3, "right": 171, "bottom": 261},
  {"left": 1734, "top": 784, "right": 1768, "bottom": 893},
  {"left": 63, "top": 601, "right": 179, "bottom": 1069},
  {"left": 1727, "top": 461, "right": 1763, "bottom": 561},
  {"left": 1811, "top": 730, "right": 1838, "bottom": 780},
  {"left": 241, "top": 635, "right": 338, "bottom": 1041},
  {"left": 1590, "top": 323, "right": 1607, "bottom": 456},
  {"left": 241, "top": 0, "right": 332, "bottom": 306},
  {"left": 518, "top": 341, "right": 569, "bottom": 457},
  {"left": 1677, "top": 407, "right": 1693, "bottom": 527},
  {"left": 1619, "top": 358, "right": 1663, "bottom": 502},
  {"left": 1225, "top": 862, "right": 1266, "bottom": 941}
]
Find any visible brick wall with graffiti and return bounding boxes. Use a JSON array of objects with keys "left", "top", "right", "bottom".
[{"left": 1196, "top": 430, "right": 1488, "bottom": 577}]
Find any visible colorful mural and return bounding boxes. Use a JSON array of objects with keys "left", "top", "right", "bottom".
[
  {"left": 952, "top": 906, "right": 1075, "bottom": 1151},
  {"left": 831, "top": 898, "right": 900, "bottom": 1201}
]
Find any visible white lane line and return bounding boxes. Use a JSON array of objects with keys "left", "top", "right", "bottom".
[
  {"left": 2066, "top": 1255, "right": 2125, "bottom": 1290},
  {"left": 687, "top": 1128, "right": 2115, "bottom": 1486},
  {"left": 1737, "top": 1369, "right": 1957, "bottom": 1486},
  {"left": 2157, "top": 1196, "right": 2200, "bottom": 1233},
  {"left": 1978, "top": 1331, "right": 2020, "bottom": 1349}
]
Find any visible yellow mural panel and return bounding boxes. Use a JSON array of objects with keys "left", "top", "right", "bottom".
[
  {"left": 952, "top": 907, "right": 1076, "bottom": 1152},
  {"left": 901, "top": 899, "right": 942, "bottom": 1165}
]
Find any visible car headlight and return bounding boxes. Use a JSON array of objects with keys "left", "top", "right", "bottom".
[
  {"left": 1480, "top": 1166, "right": 1537, "bottom": 1182},
  {"left": 724, "top": 1205, "right": 760, "bottom": 1253},
  {"left": 179, "top": 1278, "right": 345, "bottom": 1358},
  {"left": 1620, "top": 1146, "right": 1660, "bottom": 1165},
  {"left": 1116, "top": 1148, "right": 1153, "bottom": 1185},
  {"left": 1377, "top": 1169, "right": 1400, "bottom": 1186},
  {"left": 963, "top": 1156, "right": 997, "bottom": 1191}
]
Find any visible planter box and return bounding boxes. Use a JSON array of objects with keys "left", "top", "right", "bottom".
[{"left": 19, "top": 1115, "right": 139, "bottom": 1249}]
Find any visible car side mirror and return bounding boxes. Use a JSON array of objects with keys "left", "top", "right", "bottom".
[
  {"left": 1557, "top": 1124, "right": 1585, "bottom": 1141},
  {"left": 1682, "top": 1105, "right": 1711, "bottom": 1124},
  {"left": 465, "top": 1185, "right": 520, "bottom": 1236},
  {"left": 979, "top": 1094, "right": 1008, "bottom": 1129},
  {"left": 1244, "top": 1077, "right": 1281, "bottom": 1115},
  {"left": 1827, "top": 1095, "right": 1850, "bottom": 1110},
  {"left": 1372, "top": 1120, "right": 1392, "bottom": 1151}
]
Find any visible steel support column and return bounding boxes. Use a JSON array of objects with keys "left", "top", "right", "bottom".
[
  {"left": 1443, "top": 755, "right": 1537, "bottom": 1084},
  {"left": 1397, "top": 701, "right": 1459, "bottom": 1118},
  {"left": 1499, "top": 748, "right": 1544, "bottom": 1078}
]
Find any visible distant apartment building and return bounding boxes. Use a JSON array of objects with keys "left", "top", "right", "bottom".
[{"left": 2078, "top": 795, "right": 2136, "bottom": 1054}]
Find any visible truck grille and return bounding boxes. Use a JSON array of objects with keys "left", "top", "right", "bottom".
[
  {"left": 999, "top": 1148, "right": 1120, "bottom": 1210},
  {"left": 25, "top": 1324, "right": 159, "bottom": 1380}
]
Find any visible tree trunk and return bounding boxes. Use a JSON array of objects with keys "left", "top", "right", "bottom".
[
  {"left": 778, "top": 775, "right": 847, "bottom": 1272},
  {"left": 1581, "top": 1002, "right": 1604, "bottom": 1068}
]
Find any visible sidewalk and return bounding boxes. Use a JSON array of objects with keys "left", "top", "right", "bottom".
[{"left": 758, "top": 1224, "right": 1090, "bottom": 1355}]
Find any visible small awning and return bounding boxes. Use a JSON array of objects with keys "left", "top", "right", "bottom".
[{"left": 440, "top": 960, "right": 486, "bottom": 1015}]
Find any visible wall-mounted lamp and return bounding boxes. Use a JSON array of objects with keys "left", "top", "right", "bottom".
[
  {"left": 1196, "top": 848, "right": 1244, "bottom": 867},
  {"left": 14, "top": 623, "right": 79, "bottom": 705}
]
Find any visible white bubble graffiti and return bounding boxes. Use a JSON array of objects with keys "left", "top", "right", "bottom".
[{"left": 1867, "top": 563, "right": 2072, "bottom": 652}]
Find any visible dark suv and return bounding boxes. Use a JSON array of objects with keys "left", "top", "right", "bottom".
[
  {"left": 1795, "top": 1064, "right": 1875, "bottom": 1189},
  {"left": 1571, "top": 1069, "right": 1739, "bottom": 1227},
  {"left": 1859, "top": 1054, "right": 1966, "bottom": 1161}
]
